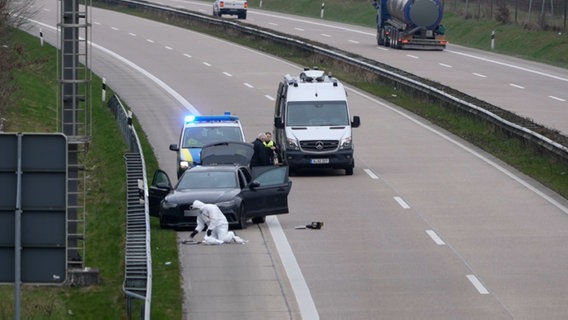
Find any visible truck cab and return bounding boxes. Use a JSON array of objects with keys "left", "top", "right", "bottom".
[
  {"left": 273, "top": 68, "right": 361, "bottom": 176},
  {"left": 169, "top": 113, "right": 246, "bottom": 178}
]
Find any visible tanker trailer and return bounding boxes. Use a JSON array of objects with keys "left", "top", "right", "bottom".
[{"left": 373, "top": 0, "right": 447, "bottom": 50}]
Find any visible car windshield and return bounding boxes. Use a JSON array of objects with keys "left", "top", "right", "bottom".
[
  {"left": 182, "top": 127, "right": 243, "bottom": 148},
  {"left": 177, "top": 171, "right": 237, "bottom": 189},
  {"left": 286, "top": 101, "right": 349, "bottom": 126}
]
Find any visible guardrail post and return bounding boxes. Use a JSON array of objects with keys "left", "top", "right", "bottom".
[
  {"left": 491, "top": 30, "right": 495, "bottom": 50},
  {"left": 320, "top": 2, "right": 325, "bottom": 19}
]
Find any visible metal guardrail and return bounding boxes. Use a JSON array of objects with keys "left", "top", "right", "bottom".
[
  {"left": 96, "top": 0, "right": 568, "bottom": 163},
  {"left": 108, "top": 95, "right": 152, "bottom": 320}
]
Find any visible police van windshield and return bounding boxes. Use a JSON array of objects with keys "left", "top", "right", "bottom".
[
  {"left": 286, "top": 101, "right": 349, "bottom": 126},
  {"left": 182, "top": 127, "right": 244, "bottom": 148}
]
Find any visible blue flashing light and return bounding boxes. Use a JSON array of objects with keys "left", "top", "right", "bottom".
[{"left": 184, "top": 114, "right": 239, "bottom": 125}]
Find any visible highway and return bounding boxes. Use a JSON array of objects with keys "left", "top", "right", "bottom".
[
  {"left": 157, "top": 0, "right": 568, "bottom": 136},
  {"left": 31, "top": 2, "right": 568, "bottom": 319}
]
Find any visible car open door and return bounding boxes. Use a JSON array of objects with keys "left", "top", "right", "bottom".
[
  {"left": 241, "top": 166, "right": 291, "bottom": 218},
  {"left": 148, "top": 169, "right": 173, "bottom": 217}
]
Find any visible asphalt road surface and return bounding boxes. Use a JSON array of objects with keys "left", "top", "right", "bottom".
[{"left": 31, "top": 2, "right": 568, "bottom": 319}]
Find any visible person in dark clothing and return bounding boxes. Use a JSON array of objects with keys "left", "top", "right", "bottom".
[
  {"left": 263, "top": 131, "right": 280, "bottom": 165},
  {"left": 251, "top": 132, "right": 271, "bottom": 167}
]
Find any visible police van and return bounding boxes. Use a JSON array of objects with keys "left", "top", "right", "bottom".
[
  {"left": 169, "top": 113, "right": 246, "bottom": 178},
  {"left": 273, "top": 68, "right": 361, "bottom": 175}
]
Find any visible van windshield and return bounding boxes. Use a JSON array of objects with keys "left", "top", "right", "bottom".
[
  {"left": 182, "top": 127, "right": 244, "bottom": 148},
  {"left": 286, "top": 101, "right": 349, "bottom": 126}
]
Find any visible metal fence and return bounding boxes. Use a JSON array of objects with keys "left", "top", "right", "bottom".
[{"left": 108, "top": 95, "right": 152, "bottom": 320}]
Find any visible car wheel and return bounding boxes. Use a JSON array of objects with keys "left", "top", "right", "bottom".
[
  {"left": 236, "top": 204, "right": 247, "bottom": 230},
  {"left": 252, "top": 216, "right": 266, "bottom": 224},
  {"left": 345, "top": 167, "right": 353, "bottom": 176}
]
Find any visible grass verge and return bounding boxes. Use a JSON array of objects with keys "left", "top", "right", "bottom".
[{"left": 0, "top": 29, "right": 181, "bottom": 319}]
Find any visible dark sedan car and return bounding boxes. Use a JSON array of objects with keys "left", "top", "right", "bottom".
[{"left": 148, "top": 142, "right": 292, "bottom": 229}]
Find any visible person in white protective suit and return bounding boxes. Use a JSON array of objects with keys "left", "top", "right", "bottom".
[{"left": 189, "top": 200, "right": 247, "bottom": 244}]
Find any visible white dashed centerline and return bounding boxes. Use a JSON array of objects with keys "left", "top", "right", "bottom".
[
  {"left": 203, "top": 62, "right": 212, "bottom": 67},
  {"left": 243, "top": 83, "right": 254, "bottom": 88},
  {"left": 111, "top": 27, "right": 119, "bottom": 31},
  {"left": 467, "top": 275, "right": 490, "bottom": 294},
  {"left": 363, "top": 169, "right": 379, "bottom": 179},
  {"left": 509, "top": 83, "right": 525, "bottom": 89},
  {"left": 223, "top": 72, "right": 232, "bottom": 77},
  {"left": 321, "top": 34, "right": 331, "bottom": 37},
  {"left": 550, "top": 96, "right": 566, "bottom": 102},
  {"left": 394, "top": 196, "right": 410, "bottom": 209},
  {"left": 406, "top": 54, "right": 419, "bottom": 59},
  {"left": 146, "top": 39, "right": 154, "bottom": 43},
  {"left": 473, "top": 73, "right": 487, "bottom": 78},
  {"left": 295, "top": 27, "right": 305, "bottom": 31},
  {"left": 265, "top": 95, "right": 275, "bottom": 101},
  {"left": 165, "top": 46, "right": 173, "bottom": 50},
  {"left": 183, "top": 53, "right": 192, "bottom": 58},
  {"left": 348, "top": 40, "right": 360, "bottom": 44},
  {"left": 439, "top": 63, "right": 452, "bottom": 68},
  {"left": 129, "top": 32, "right": 136, "bottom": 37},
  {"left": 426, "top": 230, "right": 446, "bottom": 245}
]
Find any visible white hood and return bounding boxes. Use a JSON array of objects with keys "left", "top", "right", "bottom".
[{"left": 192, "top": 200, "right": 206, "bottom": 210}]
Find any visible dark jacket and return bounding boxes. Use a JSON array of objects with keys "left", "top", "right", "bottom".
[{"left": 251, "top": 138, "right": 271, "bottom": 167}]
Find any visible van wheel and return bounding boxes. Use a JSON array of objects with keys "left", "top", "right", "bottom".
[
  {"left": 345, "top": 167, "right": 353, "bottom": 176},
  {"left": 252, "top": 216, "right": 266, "bottom": 224}
]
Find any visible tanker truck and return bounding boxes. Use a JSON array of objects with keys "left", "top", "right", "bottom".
[{"left": 373, "top": 0, "right": 447, "bottom": 50}]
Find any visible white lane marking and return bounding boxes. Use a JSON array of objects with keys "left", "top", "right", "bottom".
[
  {"left": 348, "top": 39, "right": 359, "bottom": 44},
  {"left": 183, "top": 53, "right": 192, "bottom": 58},
  {"left": 265, "top": 95, "right": 275, "bottom": 101},
  {"left": 223, "top": 72, "right": 232, "bottom": 77},
  {"left": 129, "top": 32, "right": 136, "bottom": 37},
  {"left": 394, "top": 196, "right": 410, "bottom": 209},
  {"left": 376, "top": 46, "right": 388, "bottom": 51},
  {"left": 467, "top": 275, "right": 490, "bottom": 294},
  {"left": 295, "top": 27, "right": 305, "bottom": 31},
  {"left": 243, "top": 83, "right": 254, "bottom": 88},
  {"left": 267, "top": 216, "right": 320, "bottom": 320},
  {"left": 353, "top": 90, "right": 568, "bottom": 215},
  {"left": 268, "top": 22, "right": 278, "bottom": 26},
  {"left": 111, "top": 27, "right": 119, "bottom": 31},
  {"left": 203, "top": 62, "right": 212, "bottom": 67},
  {"left": 509, "top": 83, "right": 524, "bottom": 89},
  {"left": 406, "top": 54, "right": 419, "bottom": 59},
  {"left": 321, "top": 34, "right": 331, "bottom": 37},
  {"left": 93, "top": 21, "right": 100, "bottom": 25},
  {"left": 165, "top": 46, "right": 173, "bottom": 50},
  {"left": 363, "top": 168, "right": 379, "bottom": 179},
  {"left": 30, "top": 20, "right": 198, "bottom": 115},
  {"left": 146, "top": 39, "right": 154, "bottom": 43},
  {"left": 473, "top": 73, "right": 487, "bottom": 78},
  {"left": 448, "top": 50, "right": 568, "bottom": 82},
  {"left": 426, "top": 230, "right": 446, "bottom": 245},
  {"left": 550, "top": 96, "right": 566, "bottom": 102},
  {"left": 439, "top": 63, "right": 452, "bottom": 68}
]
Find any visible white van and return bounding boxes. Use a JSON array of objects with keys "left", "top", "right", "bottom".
[{"left": 273, "top": 68, "right": 361, "bottom": 175}]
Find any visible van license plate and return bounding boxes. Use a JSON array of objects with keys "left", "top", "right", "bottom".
[{"left": 311, "top": 158, "right": 329, "bottom": 164}]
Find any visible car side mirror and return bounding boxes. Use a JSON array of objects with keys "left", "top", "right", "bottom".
[
  {"left": 169, "top": 144, "right": 179, "bottom": 151},
  {"left": 249, "top": 181, "right": 261, "bottom": 190},
  {"left": 351, "top": 116, "right": 361, "bottom": 128}
]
